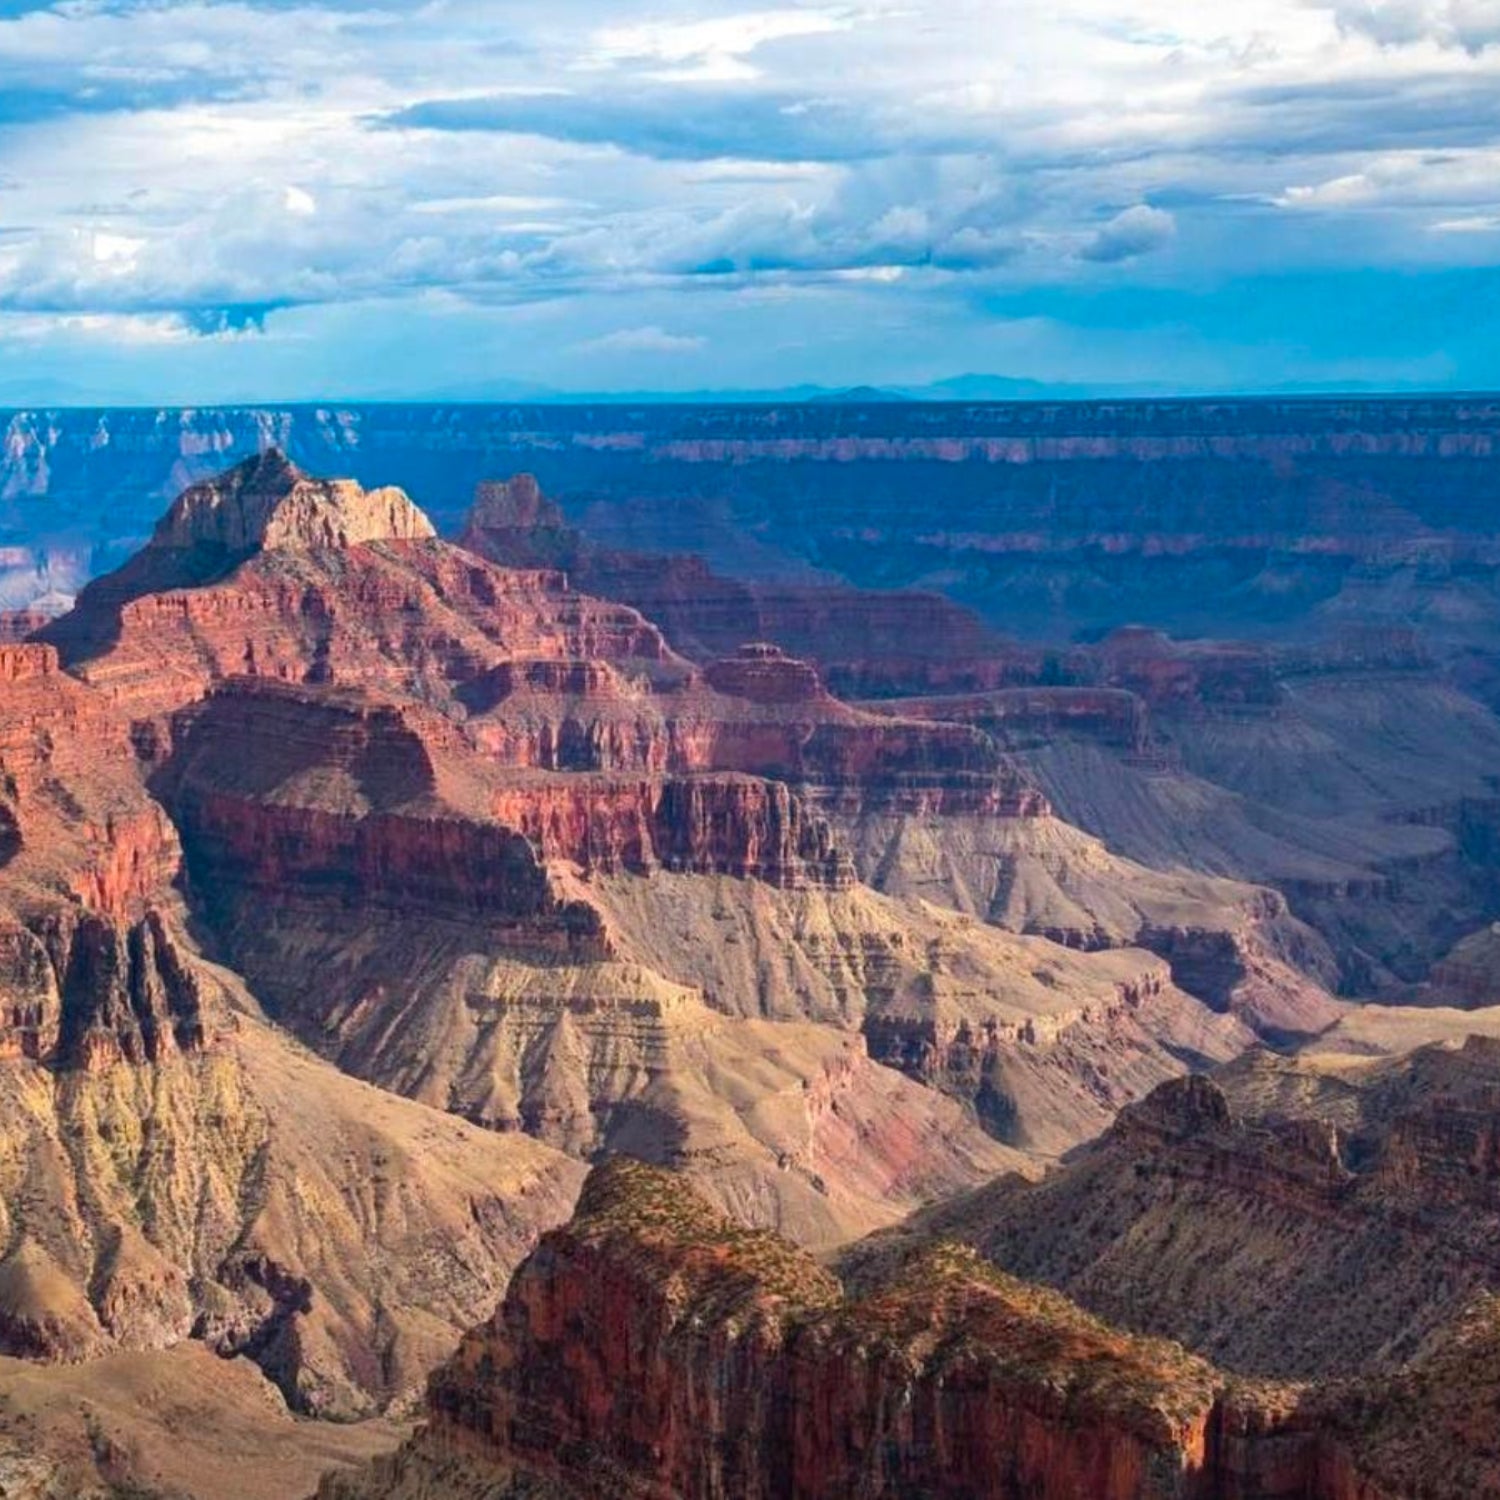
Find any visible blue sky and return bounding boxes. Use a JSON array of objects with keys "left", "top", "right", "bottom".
[{"left": 1, "top": 0, "right": 1499, "bottom": 401}]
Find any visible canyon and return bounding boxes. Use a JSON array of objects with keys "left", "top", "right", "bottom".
[
  {"left": 323, "top": 1156, "right": 1500, "bottom": 1500},
  {"left": 2, "top": 408, "right": 1500, "bottom": 1496}
]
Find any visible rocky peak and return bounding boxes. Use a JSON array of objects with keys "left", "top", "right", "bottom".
[
  {"left": 0, "top": 645, "right": 58, "bottom": 683},
  {"left": 151, "top": 448, "right": 436, "bottom": 555},
  {"left": 460, "top": 474, "right": 580, "bottom": 570},
  {"left": 469, "top": 474, "right": 564, "bottom": 531},
  {"left": 1120, "top": 1073, "right": 1234, "bottom": 1138},
  {"left": 705, "top": 642, "right": 828, "bottom": 704}
]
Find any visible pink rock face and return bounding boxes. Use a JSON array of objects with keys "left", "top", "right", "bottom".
[
  {"left": 0, "top": 643, "right": 58, "bottom": 683},
  {"left": 488, "top": 772, "right": 853, "bottom": 888},
  {"left": 0, "top": 644, "right": 179, "bottom": 921}
]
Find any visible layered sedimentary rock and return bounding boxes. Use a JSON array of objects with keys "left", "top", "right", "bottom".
[
  {"left": 3, "top": 452, "right": 1347, "bottom": 1363},
  {"left": 460, "top": 473, "right": 1034, "bottom": 698},
  {"left": 322, "top": 1157, "right": 1494, "bottom": 1500},
  {"left": 835, "top": 808, "right": 1344, "bottom": 1040},
  {"left": 148, "top": 672, "right": 1249, "bottom": 1193},
  {"left": 43, "top": 460, "right": 1024, "bottom": 829},
  {"left": 990, "top": 657, "right": 1500, "bottom": 994},
  {"left": 458, "top": 475, "right": 1494, "bottom": 999},
  {"left": 40, "top": 464, "right": 674, "bottom": 730},
  {"left": 12, "top": 459, "right": 1292, "bottom": 1259},
  {"left": 44, "top": 451, "right": 1483, "bottom": 1002},
  {"left": 843, "top": 1039, "right": 1500, "bottom": 1383},
  {"left": 14, "top": 399, "right": 1500, "bottom": 649},
  {"left": 143, "top": 673, "right": 1022, "bottom": 1248},
  {"left": 0, "top": 643, "right": 585, "bottom": 1418}
]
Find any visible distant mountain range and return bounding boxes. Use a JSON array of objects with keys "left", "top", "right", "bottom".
[{"left": 4, "top": 372, "right": 1478, "bottom": 410}]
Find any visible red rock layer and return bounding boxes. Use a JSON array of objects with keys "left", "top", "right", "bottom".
[
  {"left": 0, "top": 644, "right": 179, "bottom": 919},
  {"left": 162, "top": 679, "right": 855, "bottom": 901},
  {"left": 0, "top": 611, "right": 48, "bottom": 645},
  {"left": 460, "top": 473, "right": 1040, "bottom": 698},
  {"left": 489, "top": 772, "right": 852, "bottom": 888},
  {"left": 0, "top": 646, "right": 212, "bottom": 1073},
  {"left": 325, "top": 1159, "right": 1413, "bottom": 1500}
]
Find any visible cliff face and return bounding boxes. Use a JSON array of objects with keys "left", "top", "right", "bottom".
[
  {"left": 26, "top": 457, "right": 1330, "bottom": 1230},
  {"left": 329, "top": 1160, "right": 1226, "bottom": 1500},
  {"left": 0, "top": 639, "right": 586, "bottom": 1418},
  {"left": 842, "top": 1042, "right": 1500, "bottom": 1383},
  {"left": 320, "top": 1158, "right": 1449, "bottom": 1500},
  {"left": 13, "top": 399, "right": 1500, "bottom": 649}
]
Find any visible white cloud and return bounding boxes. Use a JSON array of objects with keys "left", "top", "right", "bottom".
[
  {"left": 1, "top": 0, "right": 1499, "bottom": 389},
  {"left": 1078, "top": 204, "right": 1177, "bottom": 263},
  {"left": 577, "top": 324, "right": 708, "bottom": 353},
  {"left": 584, "top": 9, "right": 855, "bottom": 81},
  {"left": 1431, "top": 212, "right": 1500, "bottom": 229},
  {"left": 283, "top": 185, "right": 318, "bottom": 216}
]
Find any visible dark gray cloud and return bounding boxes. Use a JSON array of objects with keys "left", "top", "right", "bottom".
[
  {"left": 1336, "top": 1, "right": 1500, "bottom": 53},
  {"left": 382, "top": 88, "right": 914, "bottom": 164},
  {"left": 1224, "top": 71, "right": 1500, "bottom": 154}
]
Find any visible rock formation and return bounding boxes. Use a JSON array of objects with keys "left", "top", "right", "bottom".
[
  {"left": 460, "top": 473, "right": 1032, "bottom": 698},
  {"left": 321, "top": 1157, "right": 1496, "bottom": 1500},
  {"left": 841, "top": 1039, "right": 1500, "bottom": 1381},
  {"left": 19, "top": 454, "right": 1293, "bottom": 1237},
  {"left": 152, "top": 448, "right": 434, "bottom": 554},
  {"left": 0, "top": 640, "right": 584, "bottom": 1418}
]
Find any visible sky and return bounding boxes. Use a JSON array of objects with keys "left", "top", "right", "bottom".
[{"left": 1, "top": 0, "right": 1500, "bottom": 402}]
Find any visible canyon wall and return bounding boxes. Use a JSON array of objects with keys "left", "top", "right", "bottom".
[
  {"left": 10, "top": 399, "right": 1500, "bottom": 642},
  {"left": 322, "top": 1158, "right": 1420, "bottom": 1500}
]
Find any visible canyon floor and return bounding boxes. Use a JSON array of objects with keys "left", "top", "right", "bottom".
[{"left": 4, "top": 407, "right": 1500, "bottom": 1496}]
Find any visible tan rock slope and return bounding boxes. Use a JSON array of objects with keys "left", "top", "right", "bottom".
[
  {"left": 26, "top": 452, "right": 1303, "bottom": 1244},
  {"left": 0, "top": 641, "right": 583, "bottom": 1418},
  {"left": 0, "top": 1344, "right": 405, "bottom": 1500},
  {"left": 842, "top": 1038, "right": 1500, "bottom": 1382}
]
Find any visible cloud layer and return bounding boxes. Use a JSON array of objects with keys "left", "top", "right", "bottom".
[{"left": 1, "top": 0, "right": 1499, "bottom": 398}]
